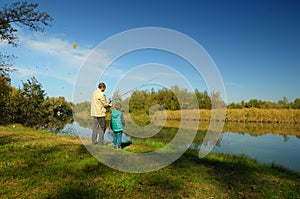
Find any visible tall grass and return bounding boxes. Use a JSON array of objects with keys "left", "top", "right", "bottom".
[{"left": 152, "top": 108, "right": 300, "bottom": 124}]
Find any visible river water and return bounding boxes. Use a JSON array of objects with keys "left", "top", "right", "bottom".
[
  {"left": 60, "top": 122, "right": 300, "bottom": 172},
  {"left": 211, "top": 132, "right": 300, "bottom": 172}
]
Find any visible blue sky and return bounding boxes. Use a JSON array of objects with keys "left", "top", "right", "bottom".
[{"left": 1, "top": 0, "right": 299, "bottom": 103}]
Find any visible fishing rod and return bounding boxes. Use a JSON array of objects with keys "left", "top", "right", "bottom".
[{"left": 109, "top": 76, "right": 160, "bottom": 102}]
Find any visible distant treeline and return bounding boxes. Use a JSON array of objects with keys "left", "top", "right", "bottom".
[
  {"left": 3, "top": 73, "right": 299, "bottom": 130},
  {"left": 73, "top": 86, "right": 300, "bottom": 125},
  {"left": 227, "top": 98, "right": 300, "bottom": 109},
  {"left": 0, "top": 75, "right": 73, "bottom": 129},
  {"left": 114, "top": 86, "right": 300, "bottom": 111},
  {"left": 74, "top": 86, "right": 300, "bottom": 115},
  {"left": 118, "top": 86, "right": 225, "bottom": 112}
]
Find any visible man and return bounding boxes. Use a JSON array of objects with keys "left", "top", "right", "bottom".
[{"left": 91, "top": 82, "right": 112, "bottom": 145}]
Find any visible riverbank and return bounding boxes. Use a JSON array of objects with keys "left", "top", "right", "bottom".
[
  {"left": 151, "top": 108, "right": 300, "bottom": 124},
  {"left": 1, "top": 124, "right": 299, "bottom": 198}
]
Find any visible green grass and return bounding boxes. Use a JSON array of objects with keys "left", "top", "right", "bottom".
[{"left": 1, "top": 124, "right": 299, "bottom": 199}]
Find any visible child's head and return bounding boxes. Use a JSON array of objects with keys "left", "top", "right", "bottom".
[{"left": 114, "top": 103, "right": 122, "bottom": 110}]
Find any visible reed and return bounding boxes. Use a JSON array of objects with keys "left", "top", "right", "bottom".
[{"left": 152, "top": 108, "right": 300, "bottom": 124}]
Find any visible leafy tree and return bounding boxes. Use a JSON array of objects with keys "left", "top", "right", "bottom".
[
  {"left": 278, "top": 97, "right": 290, "bottom": 109},
  {"left": 227, "top": 102, "right": 243, "bottom": 109},
  {"left": 43, "top": 97, "right": 73, "bottom": 130},
  {"left": 73, "top": 101, "right": 91, "bottom": 115},
  {"left": 0, "top": 74, "right": 13, "bottom": 124},
  {"left": 195, "top": 89, "right": 211, "bottom": 109},
  {"left": 171, "top": 85, "right": 197, "bottom": 109},
  {"left": 144, "top": 88, "right": 159, "bottom": 112},
  {"left": 244, "top": 99, "right": 263, "bottom": 108},
  {"left": 22, "top": 76, "right": 46, "bottom": 100},
  {"left": 10, "top": 76, "right": 46, "bottom": 127},
  {"left": 0, "top": 53, "right": 16, "bottom": 75},
  {"left": 9, "top": 88, "right": 24, "bottom": 122},
  {"left": 0, "top": 1, "right": 52, "bottom": 75},
  {"left": 260, "top": 101, "right": 275, "bottom": 109},
  {"left": 243, "top": 102, "right": 251, "bottom": 108},
  {"left": 129, "top": 90, "right": 149, "bottom": 112},
  {"left": 293, "top": 98, "right": 300, "bottom": 109},
  {"left": 156, "top": 88, "right": 179, "bottom": 110},
  {"left": 210, "top": 91, "right": 225, "bottom": 109},
  {"left": 111, "top": 89, "right": 122, "bottom": 105},
  {"left": 0, "top": 1, "right": 52, "bottom": 46},
  {"left": 0, "top": 2, "right": 54, "bottom": 127},
  {"left": 8, "top": 76, "right": 73, "bottom": 129}
]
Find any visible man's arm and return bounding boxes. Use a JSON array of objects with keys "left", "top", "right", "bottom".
[{"left": 99, "top": 92, "right": 111, "bottom": 107}]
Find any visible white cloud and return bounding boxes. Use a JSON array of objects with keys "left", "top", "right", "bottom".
[
  {"left": 11, "top": 32, "right": 114, "bottom": 87},
  {"left": 14, "top": 67, "right": 38, "bottom": 78},
  {"left": 21, "top": 34, "right": 90, "bottom": 67}
]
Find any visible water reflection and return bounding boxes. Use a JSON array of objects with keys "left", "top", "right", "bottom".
[
  {"left": 212, "top": 132, "right": 300, "bottom": 172},
  {"left": 61, "top": 121, "right": 300, "bottom": 172}
]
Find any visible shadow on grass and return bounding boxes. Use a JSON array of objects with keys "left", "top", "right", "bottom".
[
  {"left": 0, "top": 134, "right": 18, "bottom": 145},
  {"left": 172, "top": 149, "right": 300, "bottom": 198},
  {"left": 47, "top": 146, "right": 186, "bottom": 198},
  {"left": 2, "top": 132, "right": 299, "bottom": 198}
]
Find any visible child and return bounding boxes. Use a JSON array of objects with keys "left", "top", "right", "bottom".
[{"left": 110, "top": 103, "right": 125, "bottom": 149}]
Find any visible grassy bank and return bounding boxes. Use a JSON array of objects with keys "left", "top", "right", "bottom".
[{"left": 1, "top": 124, "right": 299, "bottom": 198}]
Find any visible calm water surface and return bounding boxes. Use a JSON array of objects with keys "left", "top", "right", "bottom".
[
  {"left": 211, "top": 132, "right": 300, "bottom": 172},
  {"left": 61, "top": 122, "right": 300, "bottom": 172}
]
